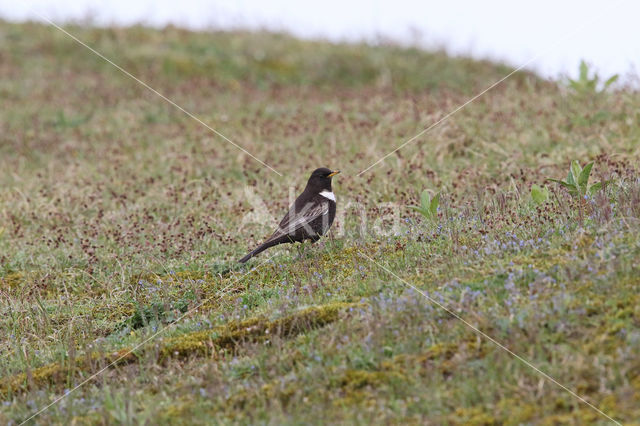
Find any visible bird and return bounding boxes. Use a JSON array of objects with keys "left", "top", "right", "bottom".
[{"left": 238, "top": 167, "right": 340, "bottom": 263}]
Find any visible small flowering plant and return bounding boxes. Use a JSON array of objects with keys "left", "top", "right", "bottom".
[
  {"left": 548, "top": 160, "right": 606, "bottom": 198},
  {"left": 409, "top": 190, "right": 440, "bottom": 221}
]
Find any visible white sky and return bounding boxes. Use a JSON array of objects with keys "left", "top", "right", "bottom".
[{"left": 2, "top": 0, "right": 639, "bottom": 80}]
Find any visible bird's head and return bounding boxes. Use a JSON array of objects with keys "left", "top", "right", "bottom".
[{"left": 306, "top": 167, "right": 340, "bottom": 192}]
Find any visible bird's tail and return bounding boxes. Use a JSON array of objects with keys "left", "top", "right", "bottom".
[{"left": 238, "top": 241, "right": 276, "bottom": 263}]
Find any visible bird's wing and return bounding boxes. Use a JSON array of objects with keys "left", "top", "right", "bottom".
[{"left": 268, "top": 198, "right": 329, "bottom": 240}]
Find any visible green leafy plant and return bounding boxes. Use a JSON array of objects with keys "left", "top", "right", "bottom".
[
  {"left": 568, "top": 60, "right": 618, "bottom": 95},
  {"left": 530, "top": 184, "right": 550, "bottom": 205},
  {"left": 409, "top": 190, "right": 440, "bottom": 221},
  {"left": 548, "top": 160, "right": 605, "bottom": 197}
]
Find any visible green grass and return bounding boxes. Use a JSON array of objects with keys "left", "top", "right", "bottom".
[{"left": 1, "top": 19, "right": 640, "bottom": 424}]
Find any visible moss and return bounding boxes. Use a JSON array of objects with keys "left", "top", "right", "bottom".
[
  {"left": 0, "top": 271, "right": 24, "bottom": 288},
  {"left": 510, "top": 247, "right": 570, "bottom": 270},
  {"left": 182, "top": 242, "right": 394, "bottom": 313},
  {"left": 261, "top": 381, "right": 297, "bottom": 406},
  {"left": 66, "top": 414, "right": 102, "bottom": 426},
  {"left": 0, "top": 362, "right": 64, "bottom": 396},
  {"left": 632, "top": 373, "right": 640, "bottom": 392},
  {"left": 539, "top": 409, "right": 600, "bottom": 425},
  {"left": 316, "top": 243, "right": 391, "bottom": 281},
  {"left": 337, "top": 369, "right": 406, "bottom": 392},
  {"left": 0, "top": 348, "right": 142, "bottom": 397},
  {"left": 329, "top": 358, "right": 410, "bottom": 407},
  {"left": 425, "top": 342, "right": 457, "bottom": 360},
  {"left": 330, "top": 369, "right": 405, "bottom": 408},
  {"left": 0, "top": 302, "right": 357, "bottom": 396},
  {"left": 225, "top": 380, "right": 299, "bottom": 411},
  {"left": 495, "top": 398, "right": 536, "bottom": 424},
  {"left": 162, "top": 302, "right": 357, "bottom": 359},
  {"left": 391, "top": 337, "right": 487, "bottom": 378},
  {"left": 449, "top": 406, "right": 497, "bottom": 425},
  {"left": 392, "top": 334, "right": 488, "bottom": 365},
  {"left": 160, "top": 398, "right": 196, "bottom": 424},
  {"left": 92, "top": 302, "right": 136, "bottom": 324}
]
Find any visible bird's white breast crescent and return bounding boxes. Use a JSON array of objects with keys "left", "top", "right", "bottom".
[{"left": 319, "top": 191, "right": 336, "bottom": 201}]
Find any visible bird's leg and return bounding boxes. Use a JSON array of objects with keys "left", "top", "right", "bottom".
[
  {"left": 295, "top": 242, "right": 306, "bottom": 260},
  {"left": 316, "top": 231, "right": 334, "bottom": 252},
  {"left": 298, "top": 240, "right": 316, "bottom": 260}
]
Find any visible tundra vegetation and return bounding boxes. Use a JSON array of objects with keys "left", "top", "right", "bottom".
[{"left": 1, "top": 20, "right": 639, "bottom": 424}]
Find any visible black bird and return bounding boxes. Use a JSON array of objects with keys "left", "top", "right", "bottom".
[{"left": 238, "top": 167, "right": 340, "bottom": 263}]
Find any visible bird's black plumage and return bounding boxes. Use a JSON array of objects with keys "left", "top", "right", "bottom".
[{"left": 238, "top": 167, "right": 339, "bottom": 263}]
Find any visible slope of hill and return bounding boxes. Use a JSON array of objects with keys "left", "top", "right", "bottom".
[{"left": 1, "top": 20, "right": 639, "bottom": 424}]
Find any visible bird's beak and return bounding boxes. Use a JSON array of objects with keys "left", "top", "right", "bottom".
[{"left": 328, "top": 170, "right": 341, "bottom": 177}]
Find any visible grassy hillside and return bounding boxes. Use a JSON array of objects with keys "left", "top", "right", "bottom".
[{"left": 1, "top": 20, "right": 639, "bottom": 424}]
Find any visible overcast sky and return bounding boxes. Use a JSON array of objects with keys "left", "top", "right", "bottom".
[{"left": 3, "top": 0, "right": 638, "bottom": 81}]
